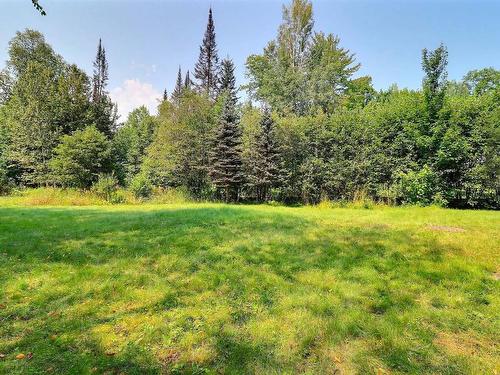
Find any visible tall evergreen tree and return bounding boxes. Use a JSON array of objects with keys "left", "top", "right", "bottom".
[
  {"left": 248, "top": 108, "right": 280, "bottom": 201},
  {"left": 194, "top": 8, "right": 219, "bottom": 99},
  {"left": 184, "top": 70, "right": 194, "bottom": 90},
  {"left": 218, "top": 58, "right": 238, "bottom": 104},
  {"left": 210, "top": 96, "right": 243, "bottom": 202},
  {"left": 92, "top": 39, "right": 108, "bottom": 102},
  {"left": 163, "top": 89, "right": 168, "bottom": 101},
  {"left": 171, "top": 66, "right": 183, "bottom": 103},
  {"left": 91, "top": 38, "right": 115, "bottom": 136}
]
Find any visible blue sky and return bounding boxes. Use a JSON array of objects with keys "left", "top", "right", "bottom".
[{"left": 1, "top": 0, "right": 499, "bottom": 119}]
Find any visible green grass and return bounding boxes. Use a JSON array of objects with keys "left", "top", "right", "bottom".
[{"left": 0, "top": 200, "right": 498, "bottom": 374}]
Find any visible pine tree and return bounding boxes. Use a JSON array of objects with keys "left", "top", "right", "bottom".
[
  {"left": 184, "top": 70, "right": 194, "bottom": 90},
  {"left": 171, "top": 66, "right": 183, "bottom": 103},
  {"left": 218, "top": 58, "right": 238, "bottom": 105},
  {"left": 91, "top": 38, "right": 115, "bottom": 137},
  {"left": 163, "top": 89, "right": 168, "bottom": 101},
  {"left": 92, "top": 39, "right": 109, "bottom": 102},
  {"left": 248, "top": 108, "right": 280, "bottom": 201},
  {"left": 210, "top": 96, "right": 243, "bottom": 202},
  {"left": 194, "top": 8, "right": 219, "bottom": 99}
]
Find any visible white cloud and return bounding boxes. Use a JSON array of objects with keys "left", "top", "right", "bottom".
[{"left": 110, "top": 79, "right": 162, "bottom": 121}]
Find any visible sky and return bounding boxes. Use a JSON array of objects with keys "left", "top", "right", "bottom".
[{"left": 1, "top": 0, "right": 500, "bottom": 120}]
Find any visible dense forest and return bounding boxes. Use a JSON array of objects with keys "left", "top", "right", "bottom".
[{"left": 1, "top": 0, "right": 499, "bottom": 208}]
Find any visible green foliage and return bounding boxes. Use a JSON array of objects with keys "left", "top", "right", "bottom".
[
  {"left": 144, "top": 91, "right": 215, "bottom": 198},
  {"left": 113, "top": 106, "right": 156, "bottom": 184},
  {"left": 0, "top": 14, "right": 498, "bottom": 209},
  {"left": 463, "top": 67, "right": 500, "bottom": 96},
  {"left": 6, "top": 29, "right": 59, "bottom": 78},
  {"left": 217, "top": 58, "right": 238, "bottom": 104},
  {"left": 171, "top": 66, "right": 183, "bottom": 103},
  {"left": 1, "top": 30, "right": 114, "bottom": 186},
  {"left": 246, "top": 0, "right": 370, "bottom": 115},
  {"left": 394, "top": 165, "right": 439, "bottom": 205},
  {"left": 210, "top": 96, "right": 244, "bottom": 202},
  {"left": 245, "top": 109, "right": 281, "bottom": 201},
  {"left": 299, "top": 156, "right": 327, "bottom": 204},
  {"left": 91, "top": 173, "right": 120, "bottom": 202},
  {"left": 129, "top": 172, "right": 153, "bottom": 200},
  {"left": 422, "top": 44, "right": 448, "bottom": 124},
  {"left": 50, "top": 126, "right": 112, "bottom": 189},
  {"left": 194, "top": 8, "right": 219, "bottom": 99},
  {"left": 2, "top": 31, "right": 91, "bottom": 185},
  {"left": 0, "top": 109, "right": 11, "bottom": 194},
  {"left": 0, "top": 169, "right": 13, "bottom": 195},
  {"left": 91, "top": 39, "right": 116, "bottom": 136}
]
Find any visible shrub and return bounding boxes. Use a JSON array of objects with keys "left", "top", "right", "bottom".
[
  {"left": 300, "top": 157, "right": 326, "bottom": 205},
  {"left": 50, "top": 126, "right": 112, "bottom": 189},
  {"left": 129, "top": 172, "right": 153, "bottom": 200},
  {"left": 91, "top": 174, "right": 119, "bottom": 203},
  {"left": 431, "top": 192, "right": 449, "bottom": 207},
  {"left": 0, "top": 170, "right": 13, "bottom": 195},
  {"left": 394, "top": 165, "right": 440, "bottom": 205}
]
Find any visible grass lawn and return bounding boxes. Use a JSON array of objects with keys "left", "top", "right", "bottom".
[{"left": 0, "top": 202, "right": 498, "bottom": 374}]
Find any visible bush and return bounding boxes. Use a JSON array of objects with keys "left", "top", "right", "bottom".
[
  {"left": 0, "top": 170, "right": 13, "bottom": 195},
  {"left": 300, "top": 157, "right": 326, "bottom": 205},
  {"left": 91, "top": 174, "right": 119, "bottom": 203},
  {"left": 394, "top": 165, "right": 439, "bottom": 205},
  {"left": 129, "top": 173, "right": 153, "bottom": 200},
  {"left": 50, "top": 126, "right": 112, "bottom": 189},
  {"left": 431, "top": 192, "right": 449, "bottom": 207}
]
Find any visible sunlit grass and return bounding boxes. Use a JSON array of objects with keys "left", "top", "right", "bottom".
[{"left": 0, "top": 202, "right": 498, "bottom": 374}]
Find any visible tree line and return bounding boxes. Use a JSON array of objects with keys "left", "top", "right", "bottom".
[{"left": 1, "top": 0, "right": 499, "bottom": 208}]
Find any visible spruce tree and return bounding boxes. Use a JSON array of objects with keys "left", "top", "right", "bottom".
[
  {"left": 171, "top": 66, "right": 183, "bottom": 103},
  {"left": 248, "top": 108, "right": 280, "bottom": 201},
  {"left": 92, "top": 39, "right": 108, "bottom": 102},
  {"left": 163, "top": 89, "right": 168, "bottom": 101},
  {"left": 210, "top": 96, "right": 243, "bottom": 202},
  {"left": 91, "top": 38, "right": 115, "bottom": 136},
  {"left": 194, "top": 8, "right": 219, "bottom": 99},
  {"left": 218, "top": 58, "right": 238, "bottom": 105},
  {"left": 184, "top": 70, "right": 194, "bottom": 90}
]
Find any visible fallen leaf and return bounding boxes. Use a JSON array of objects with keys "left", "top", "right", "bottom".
[
  {"left": 332, "top": 355, "right": 342, "bottom": 363},
  {"left": 27, "top": 352, "right": 33, "bottom": 359},
  {"left": 16, "top": 353, "right": 25, "bottom": 360},
  {"left": 0, "top": 353, "right": 6, "bottom": 359}
]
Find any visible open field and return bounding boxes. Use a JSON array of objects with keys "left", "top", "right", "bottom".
[{"left": 0, "top": 201, "right": 499, "bottom": 374}]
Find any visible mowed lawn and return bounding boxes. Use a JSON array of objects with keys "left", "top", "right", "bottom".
[{"left": 0, "top": 203, "right": 498, "bottom": 374}]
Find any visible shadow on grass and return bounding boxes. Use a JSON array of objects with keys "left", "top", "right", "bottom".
[{"left": 0, "top": 205, "right": 494, "bottom": 374}]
